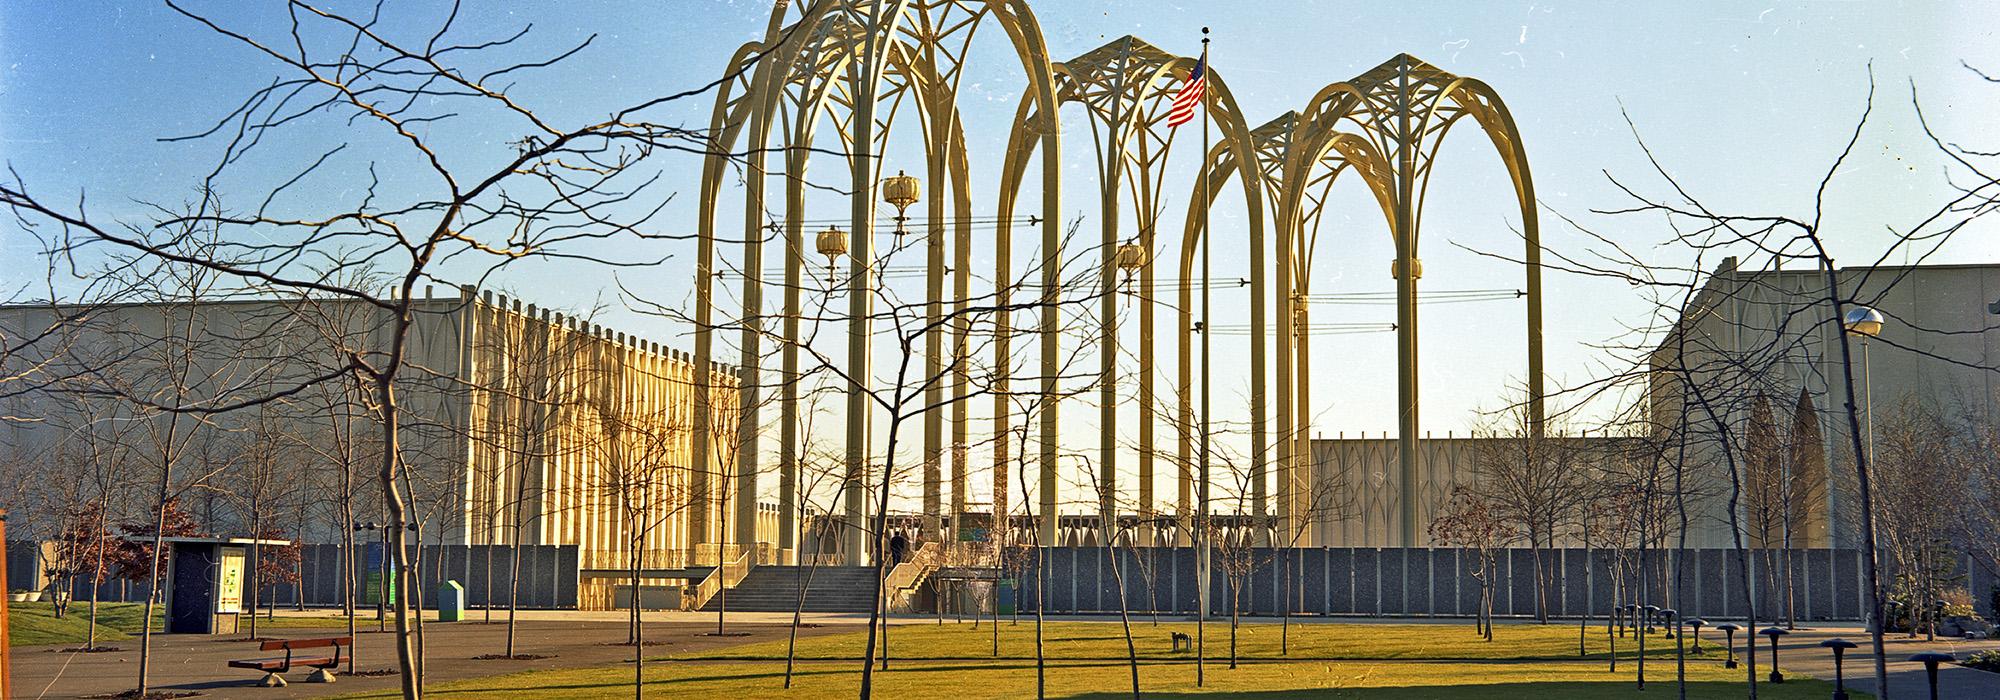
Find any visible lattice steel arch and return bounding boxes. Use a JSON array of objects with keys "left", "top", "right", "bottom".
[
  {"left": 695, "top": 0, "right": 1066, "bottom": 565},
  {"left": 1279, "top": 53, "right": 1545, "bottom": 546},
  {"left": 994, "top": 34, "right": 1267, "bottom": 546}
]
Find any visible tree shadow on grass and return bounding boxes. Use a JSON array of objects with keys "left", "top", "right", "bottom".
[{"left": 1066, "top": 680, "right": 1849, "bottom": 699}]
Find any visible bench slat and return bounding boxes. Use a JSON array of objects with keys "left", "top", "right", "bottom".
[
  {"left": 229, "top": 656, "right": 334, "bottom": 671},
  {"left": 257, "top": 636, "right": 353, "bottom": 651}
]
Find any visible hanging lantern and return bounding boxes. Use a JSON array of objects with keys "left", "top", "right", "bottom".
[
  {"left": 1115, "top": 242, "right": 1147, "bottom": 296},
  {"left": 816, "top": 226, "right": 849, "bottom": 277},
  {"left": 881, "top": 170, "right": 920, "bottom": 239},
  {"left": 881, "top": 171, "right": 921, "bottom": 211},
  {"left": 1115, "top": 243, "right": 1147, "bottom": 273}
]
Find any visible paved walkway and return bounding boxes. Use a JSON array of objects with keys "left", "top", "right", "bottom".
[
  {"left": 14, "top": 613, "right": 851, "bottom": 700},
  {"left": 1708, "top": 625, "right": 2000, "bottom": 699}
]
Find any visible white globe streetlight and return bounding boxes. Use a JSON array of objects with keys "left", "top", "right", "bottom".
[{"left": 1842, "top": 306, "right": 1886, "bottom": 469}]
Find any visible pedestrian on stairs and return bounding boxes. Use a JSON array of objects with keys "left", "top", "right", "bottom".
[{"left": 889, "top": 531, "right": 909, "bottom": 566}]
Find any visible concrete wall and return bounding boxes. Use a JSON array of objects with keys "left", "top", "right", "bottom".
[
  {"left": 1014, "top": 546, "right": 1996, "bottom": 621},
  {"left": 44, "top": 543, "right": 582, "bottom": 610}
]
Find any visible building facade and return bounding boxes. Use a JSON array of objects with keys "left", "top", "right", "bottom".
[
  {"left": 0, "top": 287, "right": 763, "bottom": 587},
  {"left": 1648, "top": 258, "right": 2000, "bottom": 549}
]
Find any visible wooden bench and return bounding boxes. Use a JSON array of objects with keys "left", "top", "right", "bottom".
[{"left": 228, "top": 636, "right": 349, "bottom": 687}]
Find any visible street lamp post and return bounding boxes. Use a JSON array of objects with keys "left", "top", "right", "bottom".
[{"left": 1842, "top": 306, "right": 1884, "bottom": 471}]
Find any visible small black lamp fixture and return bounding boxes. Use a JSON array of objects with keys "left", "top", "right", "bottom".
[
  {"left": 1643, "top": 604, "right": 1660, "bottom": 635},
  {"left": 1614, "top": 603, "right": 1627, "bottom": 638},
  {"left": 1884, "top": 599, "right": 1906, "bottom": 635},
  {"left": 1909, "top": 651, "right": 1953, "bottom": 700},
  {"left": 1820, "top": 638, "right": 1857, "bottom": 700},
  {"left": 1714, "top": 623, "right": 1741, "bottom": 668},
  {"left": 1759, "top": 626, "right": 1789, "bottom": 683},
  {"left": 1660, "top": 608, "right": 1677, "bottom": 639},
  {"left": 1685, "top": 617, "right": 1706, "bottom": 653}
]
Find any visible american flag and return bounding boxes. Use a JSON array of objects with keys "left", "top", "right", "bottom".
[{"left": 1165, "top": 54, "right": 1206, "bottom": 128}]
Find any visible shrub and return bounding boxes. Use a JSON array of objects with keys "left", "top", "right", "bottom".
[{"left": 1963, "top": 649, "right": 2000, "bottom": 674}]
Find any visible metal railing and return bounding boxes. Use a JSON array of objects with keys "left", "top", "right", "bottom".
[
  {"left": 681, "top": 547, "right": 753, "bottom": 611},
  {"left": 884, "top": 541, "right": 943, "bottom": 612}
]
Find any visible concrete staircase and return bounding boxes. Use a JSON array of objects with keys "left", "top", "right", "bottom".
[{"left": 699, "top": 565, "right": 881, "bottom": 613}]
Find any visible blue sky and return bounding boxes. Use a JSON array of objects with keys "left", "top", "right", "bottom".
[{"left": 4, "top": 1, "right": 1996, "bottom": 509}]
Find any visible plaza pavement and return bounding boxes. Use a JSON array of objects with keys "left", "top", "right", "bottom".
[
  {"left": 13, "top": 611, "right": 865, "bottom": 699},
  {"left": 14, "top": 610, "right": 2000, "bottom": 698}
]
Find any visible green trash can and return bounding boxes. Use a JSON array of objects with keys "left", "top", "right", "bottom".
[
  {"left": 996, "top": 579, "right": 1017, "bottom": 616},
  {"left": 437, "top": 580, "right": 466, "bottom": 622}
]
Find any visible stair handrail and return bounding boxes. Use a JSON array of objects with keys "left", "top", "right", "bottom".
[
  {"left": 683, "top": 547, "right": 754, "bottom": 611},
  {"left": 883, "top": 541, "right": 943, "bottom": 611}
]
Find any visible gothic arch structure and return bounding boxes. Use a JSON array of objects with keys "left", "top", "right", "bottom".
[{"left": 695, "top": 4, "right": 1542, "bottom": 562}]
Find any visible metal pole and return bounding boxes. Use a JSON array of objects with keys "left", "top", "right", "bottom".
[
  {"left": 0, "top": 509, "right": 12, "bottom": 699},
  {"left": 1861, "top": 338, "right": 1873, "bottom": 469},
  {"left": 1195, "top": 28, "right": 1212, "bottom": 689}
]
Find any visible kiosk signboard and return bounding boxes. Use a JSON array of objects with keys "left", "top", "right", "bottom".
[{"left": 216, "top": 547, "right": 245, "bottom": 614}]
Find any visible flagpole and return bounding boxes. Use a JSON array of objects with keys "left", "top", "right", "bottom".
[{"left": 1195, "top": 25, "right": 1212, "bottom": 690}]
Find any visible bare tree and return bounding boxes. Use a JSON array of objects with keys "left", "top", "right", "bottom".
[
  {"left": 1429, "top": 486, "right": 1502, "bottom": 641},
  {"left": 1, "top": 4, "right": 757, "bottom": 694},
  {"left": 1468, "top": 399, "right": 1584, "bottom": 625}
]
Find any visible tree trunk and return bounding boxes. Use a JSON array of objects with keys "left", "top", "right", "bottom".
[
  {"left": 1105, "top": 541, "right": 1141, "bottom": 699},
  {"left": 86, "top": 502, "right": 107, "bottom": 650},
  {"left": 631, "top": 529, "right": 644, "bottom": 699},
  {"left": 135, "top": 433, "right": 178, "bottom": 697},
  {"left": 377, "top": 370, "right": 424, "bottom": 700}
]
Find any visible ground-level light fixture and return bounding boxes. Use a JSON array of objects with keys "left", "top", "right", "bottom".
[
  {"left": 1759, "top": 626, "right": 1789, "bottom": 683},
  {"left": 1821, "top": 638, "right": 1857, "bottom": 700},
  {"left": 1714, "top": 623, "right": 1740, "bottom": 668},
  {"left": 1909, "top": 651, "right": 1954, "bottom": 700}
]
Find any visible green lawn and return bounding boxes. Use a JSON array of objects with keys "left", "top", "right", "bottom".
[
  {"left": 6, "top": 601, "right": 359, "bottom": 646},
  {"left": 337, "top": 621, "right": 1855, "bottom": 699},
  {"left": 5, "top": 601, "right": 153, "bottom": 647}
]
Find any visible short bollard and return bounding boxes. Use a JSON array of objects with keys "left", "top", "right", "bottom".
[
  {"left": 1644, "top": 605, "right": 1660, "bottom": 635},
  {"left": 1715, "top": 623, "right": 1741, "bottom": 668},
  {"left": 1820, "top": 638, "right": 1857, "bottom": 700},
  {"left": 1760, "top": 626, "right": 1789, "bottom": 683},
  {"left": 1615, "top": 604, "right": 1628, "bottom": 638},
  {"left": 1685, "top": 617, "right": 1706, "bottom": 653},
  {"left": 1660, "top": 608, "right": 1677, "bottom": 639},
  {"left": 1908, "top": 651, "right": 1953, "bottom": 700}
]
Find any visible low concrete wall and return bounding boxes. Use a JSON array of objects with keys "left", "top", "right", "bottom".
[
  {"left": 1016, "top": 547, "right": 1997, "bottom": 621},
  {"left": 34, "top": 543, "right": 582, "bottom": 610}
]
